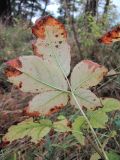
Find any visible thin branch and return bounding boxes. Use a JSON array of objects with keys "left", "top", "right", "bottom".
[{"left": 42, "top": 0, "right": 48, "bottom": 16}]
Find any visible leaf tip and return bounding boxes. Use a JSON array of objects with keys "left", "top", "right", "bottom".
[
  {"left": 32, "top": 15, "right": 67, "bottom": 39},
  {"left": 5, "top": 58, "right": 22, "bottom": 77}
]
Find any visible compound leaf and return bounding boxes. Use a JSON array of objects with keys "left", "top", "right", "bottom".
[{"left": 3, "top": 118, "right": 52, "bottom": 143}]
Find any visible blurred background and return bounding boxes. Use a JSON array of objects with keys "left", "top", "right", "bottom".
[{"left": 0, "top": 0, "right": 120, "bottom": 66}]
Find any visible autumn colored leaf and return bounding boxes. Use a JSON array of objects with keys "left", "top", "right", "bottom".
[
  {"left": 98, "top": 26, "right": 120, "bottom": 44},
  {"left": 5, "top": 56, "right": 68, "bottom": 93},
  {"left": 4, "top": 16, "right": 71, "bottom": 116},
  {"left": 3, "top": 118, "right": 52, "bottom": 143},
  {"left": 71, "top": 60, "right": 108, "bottom": 90},
  {"left": 70, "top": 88, "right": 101, "bottom": 110},
  {"left": 26, "top": 91, "right": 68, "bottom": 116},
  {"left": 4, "top": 16, "right": 109, "bottom": 117},
  {"left": 70, "top": 60, "right": 107, "bottom": 110},
  {"left": 32, "top": 15, "right": 71, "bottom": 76},
  {"left": 5, "top": 56, "right": 68, "bottom": 115}
]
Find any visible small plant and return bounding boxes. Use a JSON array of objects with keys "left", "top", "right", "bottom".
[{"left": 2, "top": 16, "right": 120, "bottom": 160}]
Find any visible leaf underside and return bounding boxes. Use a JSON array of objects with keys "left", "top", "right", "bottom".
[
  {"left": 32, "top": 15, "right": 71, "bottom": 76},
  {"left": 5, "top": 56, "right": 69, "bottom": 116},
  {"left": 70, "top": 60, "right": 108, "bottom": 110}
]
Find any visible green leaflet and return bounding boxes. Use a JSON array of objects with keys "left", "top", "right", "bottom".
[
  {"left": 3, "top": 118, "right": 52, "bottom": 144},
  {"left": 88, "top": 98, "right": 120, "bottom": 129},
  {"left": 107, "top": 151, "right": 120, "bottom": 160},
  {"left": 88, "top": 110, "right": 108, "bottom": 128},
  {"left": 72, "top": 116, "right": 85, "bottom": 145},
  {"left": 101, "top": 98, "right": 120, "bottom": 113}
]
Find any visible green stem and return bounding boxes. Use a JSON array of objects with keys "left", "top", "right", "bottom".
[
  {"left": 71, "top": 93, "right": 109, "bottom": 160},
  {"left": 46, "top": 30, "right": 109, "bottom": 160}
]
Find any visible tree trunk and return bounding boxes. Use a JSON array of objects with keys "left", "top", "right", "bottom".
[
  {"left": 85, "top": 0, "right": 99, "bottom": 16},
  {"left": 0, "top": 0, "right": 11, "bottom": 22},
  {"left": 104, "top": 0, "right": 110, "bottom": 14}
]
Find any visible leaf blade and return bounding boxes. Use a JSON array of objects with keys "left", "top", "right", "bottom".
[
  {"left": 5, "top": 56, "right": 68, "bottom": 93},
  {"left": 3, "top": 118, "right": 52, "bottom": 144},
  {"left": 72, "top": 116, "right": 85, "bottom": 145},
  {"left": 101, "top": 98, "right": 120, "bottom": 113},
  {"left": 89, "top": 110, "right": 108, "bottom": 128},
  {"left": 71, "top": 88, "right": 101, "bottom": 110},
  {"left": 71, "top": 60, "right": 108, "bottom": 90},
  {"left": 32, "top": 16, "right": 71, "bottom": 76},
  {"left": 26, "top": 91, "right": 68, "bottom": 116}
]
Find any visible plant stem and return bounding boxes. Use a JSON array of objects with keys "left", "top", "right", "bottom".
[
  {"left": 47, "top": 28, "right": 109, "bottom": 160},
  {"left": 71, "top": 93, "right": 109, "bottom": 160}
]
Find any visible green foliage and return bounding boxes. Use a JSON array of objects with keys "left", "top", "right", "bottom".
[
  {"left": 3, "top": 118, "right": 52, "bottom": 143},
  {"left": 72, "top": 116, "right": 85, "bottom": 145},
  {"left": 87, "top": 98, "right": 120, "bottom": 128},
  {"left": 4, "top": 153, "right": 17, "bottom": 160},
  {"left": 89, "top": 110, "right": 108, "bottom": 128},
  {"left": 101, "top": 98, "right": 120, "bottom": 112},
  {"left": 107, "top": 151, "right": 120, "bottom": 160},
  {"left": 0, "top": 20, "right": 32, "bottom": 62}
]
